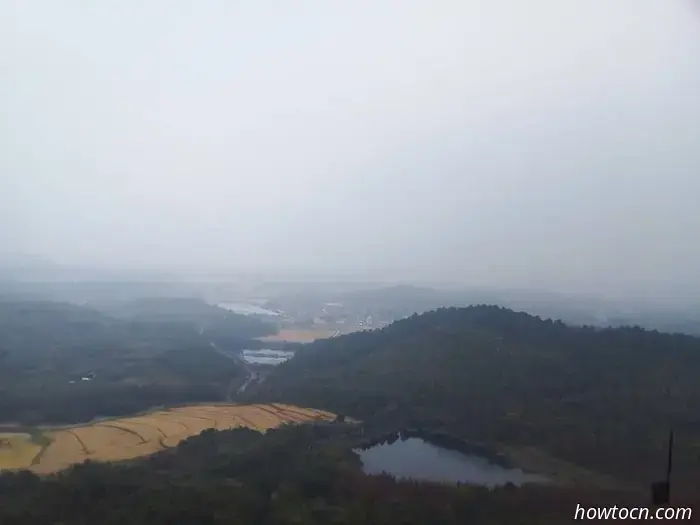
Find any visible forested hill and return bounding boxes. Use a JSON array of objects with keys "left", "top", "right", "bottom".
[
  {"left": 1, "top": 423, "right": 672, "bottom": 525},
  {"left": 251, "top": 306, "right": 700, "bottom": 484},
  {"left": 90, "top": 297, "right": 276, "bottom": 338},
  {"left": 0, "top": 298, "right": 274, "bottom": 424}
]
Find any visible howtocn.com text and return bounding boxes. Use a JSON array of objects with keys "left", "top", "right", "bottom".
[{"left": 575, "top": 504, "right": 692, "bottom": 521}]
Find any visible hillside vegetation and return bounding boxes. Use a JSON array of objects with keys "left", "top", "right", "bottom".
[
  {"left": 250, "top": 306, "right": 700, "bottom": 484},
  {"left": 2, "top": 303, "right": 700, "bottom": 523},
  {"left": 0, "top": 298, "right": 274, "bottom": 424},
  {"left": 92, "top": 296, "right": 276, "bottom": 338},
  {"left": 3, "top": 422, "right": 688, "bottom": 525}
]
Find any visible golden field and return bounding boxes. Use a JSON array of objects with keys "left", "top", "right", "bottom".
[
  {"left": 0, "top": 404, "right": 334, "bottom": 474},
  {"left": 0, "top": 433, "right": 43, "bottom": 470}
]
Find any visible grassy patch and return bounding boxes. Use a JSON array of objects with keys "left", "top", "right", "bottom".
[{"left": 501, "top": 445, "right": 628, "bottom": 490}]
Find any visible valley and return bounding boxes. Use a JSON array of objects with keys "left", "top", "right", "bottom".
[{"left": 1, "top": 290, "right": 700, "bottom": 523}]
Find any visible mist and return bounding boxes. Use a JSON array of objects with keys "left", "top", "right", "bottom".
[{"left": 2, "top": 1, "right": 699, "bottom": 300}]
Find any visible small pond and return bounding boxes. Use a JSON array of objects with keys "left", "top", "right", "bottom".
[
  {"left": 356, "top": 433, "right": 548, "bottom": 488},
  {"left": 242, "top": 349, "right": 294, "bottom": 365}
]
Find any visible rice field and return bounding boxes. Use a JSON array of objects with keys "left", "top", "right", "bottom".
[
  {"left": 0, "top": 404, "right": 334, "bottom": 474},
  {"left": 0, "top": 433, "right": 43, "bottom": 470}
]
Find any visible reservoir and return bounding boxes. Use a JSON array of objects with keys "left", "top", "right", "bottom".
[
  {"left": 356, "top": 434, "right": 548, "bottom": 488},
  {"left": 218, "top": 302, "right": 281, "bottom": 316},
  {"left": 242, "top": 349, "right": 294, "bottom": 365}
]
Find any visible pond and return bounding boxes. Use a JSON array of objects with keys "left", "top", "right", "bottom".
[
  {"left": 356, "top": 433, "right": 548, "bottom": 488},
  {"left": 241, "top": 349, "right": 294, "bottom": 365}
]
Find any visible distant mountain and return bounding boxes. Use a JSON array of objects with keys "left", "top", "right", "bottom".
[
  {"left": 335, "top": 284, "right": 463, "bottom": 317},
  {"left": 92, "top": 296, "right": 277, "bottom": 339},
  {"left": 0, "top": 252, "right": 181, "bottom": 284},
  {"left": 0, "top": 252, "right": 61, "bottom": 281},
  {"left": 0, "top": 297, "right": 278, "bottom": 424},
  {"left": 331, "top": 284, "right": 700, "bottom": 335},
  {"left": 252, "top": 305, "right": 700, "bottom": 484}
]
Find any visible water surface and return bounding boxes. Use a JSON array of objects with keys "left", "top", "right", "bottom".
[
  {"left": 242, "top": 349, "right": 294, "bottom": 365},
  {"left": 357, "top": 436, "right": 548, "bottom": 487}
]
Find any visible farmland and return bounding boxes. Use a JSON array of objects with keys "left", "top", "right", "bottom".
[
  {"left": 0, "top": 433, "right": 44, "bottom": 470},
  {"left": 0, "top": 404, "right": 334, "bottom": 474}
]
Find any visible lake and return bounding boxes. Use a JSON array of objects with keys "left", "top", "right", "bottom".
[
  {"left": 242, "top": 349, "right": 294, "bottom": 365},
  {"left": 356, "top": 434, "right": 548, "bottom": 488},
  {"left": 218, "top": 302, "right": 281, "bottom": 316}
]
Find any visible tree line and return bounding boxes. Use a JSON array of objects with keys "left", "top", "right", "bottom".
[{"left": 248, "top": 306, "right": 700, "bottom": 486}]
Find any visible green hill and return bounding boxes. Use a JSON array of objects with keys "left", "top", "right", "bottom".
[
  {"left": 91, "top": 296, "right": 277, "bottom": 337},
  {"left": 250, "top": 306, "right": 700, "bottom": 484},
  {"left": 0, "top": 298, "right": 268, "bottom": 424}
]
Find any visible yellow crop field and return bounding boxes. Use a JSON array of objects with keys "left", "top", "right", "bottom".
[
  {"left": 73, "top": 424, "right": 142, "bottom": 453},
  {"left": 0, "top": 433, "right": 43, "bottom": 471},
  {"left": 16, "top": 404, "right": 333, "bottom": 474},
  {"left": 34, "top": 430, "right": 85, "bottom": 474}
]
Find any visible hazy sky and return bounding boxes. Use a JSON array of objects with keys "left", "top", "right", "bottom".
[{"left": 2, "top": 1, "right": 699, "bottom": 297}]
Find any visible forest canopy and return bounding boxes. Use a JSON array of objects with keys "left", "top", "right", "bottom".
[{"left": 250, "top": 306, "right": 700, "bottom": 484}]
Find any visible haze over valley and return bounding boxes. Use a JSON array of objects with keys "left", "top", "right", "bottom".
[
  {"left": 2, "top": 0, "right": 700, "bottom": 302},
  {"left": 1, "top": 1, "right": 700, "bottom": 523}
]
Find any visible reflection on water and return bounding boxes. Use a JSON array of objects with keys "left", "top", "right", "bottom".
[
  {"left": 242, "top": 349, "right": 294, "bottom": 365},
  {"left": 357, "top": 436, "right": 548, "bottom": 487},
  {"left": 218, "top": 302, "right": 281, "bottom": 316}
]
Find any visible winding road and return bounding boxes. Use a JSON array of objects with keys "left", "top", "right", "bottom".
[
  {"left": 207, "top": 340, "right": 259, "bottom": 399},
  {"left": 197, "top": 326, "right": 264, "bottom": 399}
]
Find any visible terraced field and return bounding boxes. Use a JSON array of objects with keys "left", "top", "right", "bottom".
[
  {"left": 0, "top": 404, "right": 334, "bottom": 474},
  {"left": 0, "top": 433, "right": 43, "bottom": 470}
]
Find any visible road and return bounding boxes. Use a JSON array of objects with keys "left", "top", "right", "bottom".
[
  {"left": 207, "top": 340, "right": 260, "bottom": 399},
  {"left": 198, "top": 325, "right": 259, "bottom": 399}
]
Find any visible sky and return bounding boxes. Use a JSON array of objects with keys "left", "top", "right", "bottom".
[{"left": 1, "top": 1, "right": 699, "bottom": 299}]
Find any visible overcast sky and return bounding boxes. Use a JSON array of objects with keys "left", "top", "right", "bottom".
[{"left": 2, "top": 1, "right": 699, "bottom": 298}]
